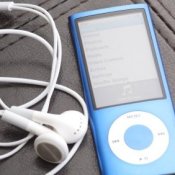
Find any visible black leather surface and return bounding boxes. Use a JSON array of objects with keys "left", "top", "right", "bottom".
[{"left": 0, "top": 0, "right": 175, "bottom": 174}]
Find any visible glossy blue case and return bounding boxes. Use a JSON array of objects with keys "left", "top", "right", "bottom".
[{"left": 69, "top": 4, "right": 175, "bottom": 175}]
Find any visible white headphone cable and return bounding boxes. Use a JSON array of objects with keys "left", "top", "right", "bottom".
[
  {"left": 0, "top": 2, "right": 88, "bottom": 175},
  {"left": 0, "top": 28, "right": 53, "bottom": 149}
]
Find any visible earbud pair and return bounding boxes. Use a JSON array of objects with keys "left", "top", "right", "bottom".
[{"left": 1, "top": 107, "right": 88, "bottom": 163}]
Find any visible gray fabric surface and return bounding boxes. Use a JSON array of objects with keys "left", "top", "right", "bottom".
[{"left": 0, "top": 0, "right": 175, "bottom": 174}]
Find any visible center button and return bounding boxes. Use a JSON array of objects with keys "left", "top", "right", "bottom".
[{"left": 124, "top": 124, "right": 153, "bottom": 150}]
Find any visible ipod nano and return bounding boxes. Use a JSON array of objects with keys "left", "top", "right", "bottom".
[{"left": 69, "top": 4, "right": 175, "bottom": 175}]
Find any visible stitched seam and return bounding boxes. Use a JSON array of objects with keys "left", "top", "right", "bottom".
[
  {"left": 131, "top": 0, "right": 175, "bottom": 34},
  {"left": 145, "top": 0, "right": 175, "bottom": 51},
  {"left": 0, "top": 0, "right": 68, "bottom": 40},
  {"left": 0, "top": 0, "right": 89, "bottom": 51},
  {"left": 131, "top": 0, "right": 175, "bottom": 52},
  {"left": 12, "top": 0, "right": 69, "bottom": 29},
  {"left": 0, "top": 0, "right": 49, "bottom": 29},
  {"left": 158, "top": 0, "right": 175, "bottom": 21},
  {"left": 145, "top": 0, "right": 175, "bottom": 36},
  {"left": 15, "top": 0, "right": 49, "bottom": 19}
]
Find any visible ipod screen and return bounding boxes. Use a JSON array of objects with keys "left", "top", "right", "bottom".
[{"left": 77, "top": 10, "right": 164, "bottom": 108}]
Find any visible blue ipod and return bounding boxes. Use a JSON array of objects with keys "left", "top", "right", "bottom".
[{"left": 69, "top": 4, "right": 175, "bottom": 175}]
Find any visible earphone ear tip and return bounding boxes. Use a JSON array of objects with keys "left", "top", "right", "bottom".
[{"left": 34, "top": 133, "right": 69, "bottom": 164}]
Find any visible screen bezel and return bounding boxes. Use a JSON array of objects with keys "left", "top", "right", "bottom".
[{"left": 75, "top": 9, "right": 165, "bottom": 109}]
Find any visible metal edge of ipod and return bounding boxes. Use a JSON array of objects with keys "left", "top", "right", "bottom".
[{"left": 69, "top": 4, "right": 175, "bottom": 175}]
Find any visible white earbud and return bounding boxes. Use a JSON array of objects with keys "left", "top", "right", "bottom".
[
  {"left": 0, "top": 2, "right": 89, "bottom": 174},
  {"left": 1, "top": 110, "right": 69, "bottom": 163},
  {"left": 10, "top": 107, "right": 88, "bottom": 144}
]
